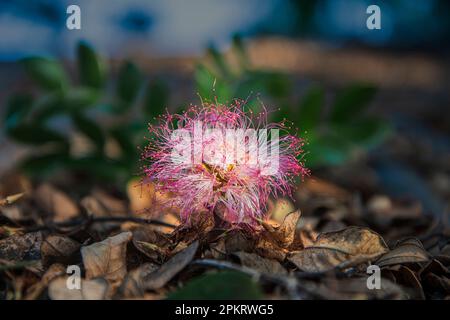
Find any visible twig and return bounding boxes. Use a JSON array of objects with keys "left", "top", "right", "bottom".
[{"left": 24, "top": 215, "right": 177, "bottom": 233}]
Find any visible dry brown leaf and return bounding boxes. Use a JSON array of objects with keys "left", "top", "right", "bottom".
[
  {"left": 255, "top": 237, "right": 287, "bottom": 262},
  {"left": 132, "top": 227, "right": 171, "bottom": 263},
  {"left": 118, "top": 262, "right": 160, "bottom": 298},
  {"left": 261, "top": 210, "right": 301, "bottom": 249},
  {"left": 302, "top": 177, "right": 351, "bottom": 199},
  {"left": 233, "top": 251, "right": 287, "bottom": 275},
  {"left": 141, "top": 240, "right": 198, "bottom": 290},
  {"left": 376, "top": 238, "right": 429, "bottom": 267},
  {"left": 81, "top": 232, "right": 132, "bottom": 289},
  {"left": 25, "top": 263, "right": 66, "bottom": 300},
  {"left": 0, "top": 231, "right": 42, "bottom": 261},
  {"left": 41, "top": 235, "right": 81, "bottom": 266},
  {"left": 48, "top": 277, "right": 109, "bottom": 300},
  {"left": 390, "top": 265, "right": 425, "bottom": 300},
  {"left": 309, "top": 276, "right": 406, "bottom": 300},
  {"left": 0, "top": 193, "right": 24, "bottom": 206},
  {"left": 288, "top": 226, "right": 388, "bottom": 272},
  {"left": 81, "top": 189, "right": 127, "bottom": 217},
  {"left": 35, "top": 184, "right": 79, "bottom": 222},
  {"left": 127, "top": 179, "right": 155, "bottom": 213}
]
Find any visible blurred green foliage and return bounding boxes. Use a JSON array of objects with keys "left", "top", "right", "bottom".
[
  {"left": 3, "top": 41, "right": 169, "bottom": 185},
  {"left": 195, "top": 35, "right": 391, "bottom": 168},
  {"left": 3, "top": 37, "right": 391, "bottom": 187}
]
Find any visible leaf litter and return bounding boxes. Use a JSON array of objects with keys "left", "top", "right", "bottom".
[{"left": 0, "top": 176, "right": 449, "bottom": 300}]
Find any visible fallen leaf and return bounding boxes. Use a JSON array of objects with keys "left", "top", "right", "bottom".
[
  {"left": 41, "top": 235, "right": 81, "bottom": 266},
  {"left": 127, "top": 179, "right": 154, "bottom": 213},
  {"left": 254, "top": 210, "right": 302, "bottom": 261},
  {"left": 132, "top": 227, "right": 171, "bottom": 263},
  {"left": 288, "top": 226, "right": 388, "bottom": 272},
  {"left": 141, "top": 241, "right": 198, "bottom": 290},
  {"left": 35, "top": 184, "right": 79, "bottom": 222},
  {"left": 255, "top": 237, "right": 287, "bottom": 262},
  {"left": 81, "top": 189, "right": 127, "bottom": 217},
  {"left": 309, "top": 276, "right": 406, "bottom": 300},
  {"left": 118, "top": 263, "right": 160, "bottom": 298},
  {"left": 390, "top": 265, "right": 425, "bottom": 300},
  {"left": 0, "top": 193, "right": 24, "bottom": 206},
  {"left": 25, "top": 263, "right": 66, "bottom": 300},
  {"left": 262, "top": 210, "right": 301, "bottom": 249},
  {"left": 233, "top": 251, "right": 287, "bottom": 275},
  {"left": 48, "top": 277, "right": 109, "bottom": 300},
  {"left": 0, "top": 231, "right": 42, "bottom": 261},
  {"left": 81, "top": 190, "right": 128, "bottom": 232},
  {"left": 224, "top": 230, "right": 255, "bottom": 253},
  {"left": 81, "top": 232, "right": 132, "bottom": 289},
  {"left": 302, "top": 177, "right": 350, "bottom": 199},
  {"left": 376, "top": 238, "right": 429, "bottom": 267}
]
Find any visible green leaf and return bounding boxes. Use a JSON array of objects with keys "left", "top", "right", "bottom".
[
  {"left": 304, "top": 132, "right": 352, "bottom": 168},
  {"left": 168, "top": 271, "right": 263, "bottom": 300},
  {"left": 334, "top": 117, "right": 391, "bottom": 149},
  {"left": 259, "top": 71, "right": 291, "bottom": 99},
  {"left": 143, "top": 79, "right": 169, "bottom": 118},
  {"left": 117, "top": 61, "right": 142, "bottom": 103},
  {"left": 21, "top": 57, "right": 67, "bottom": 91},
  {"left": 207, "top": 45, "right": 231, "bottom": 78},
  {"left": 330, "top": 84, "right": 377, "bottom": 124},
  {"left": 194, "top": 64, "right": 231, "bottom": 103},
  {"left": 3, "top": 94, "right": 33, "bottom": 130},
  {"left": 232, "top": 34, "right": 248, "bottom": 69},
  {"left": 63, "top": 87, "right": 99, "bottom": 110},
  {"left": 298, "top": 86, "right": 324, "bottom": 131},
  {"left": 77, "top": 42, "right": 105, "bottom": 89},
  {"left": 32, "top": 93, "right": 66, "bottom": 123},
  {"left": 7, "top": 124, "right": 68, "bottom": 147},
  {"left": 20, "top": 152, "right": 69, "bottom": 177},
  {"left": 65, "top": 155, "right": 128, "bottom": 182},
  {"left": 71, "top": 112, "right": 105, "bottom": 150}
]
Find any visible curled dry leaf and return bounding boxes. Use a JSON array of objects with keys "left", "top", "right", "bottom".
[
  {"left": 35, "top": 184, "right": 79, "bottom": 222},
  {"left": 132, "top": 227, "right": 171, "bottom": 263},
  {"left": 118, "top": 262, "right": 160, "bottom": 298},
  {"left": 376, "top": 238, "right": 429, "bottom": 268},
  {"left": 233, "top": 251, "right": 287, "bottom": 275},
  {"left": 389, "top": 265, "right": 425, "bottom": 300},
  {"left": 41, "top": 235, "right": 81, "bottom": 266},
  {"left": 262, "top": 210, "right": 301, "bottom": 249},
  {"left": 0, "top": 193, "right": 24, "bottom": 206},
  {"left": 255, "top": 210, "right": 301, "bottom": 261},
  {"left": 48, "top": 277, "right": 109, "bottom": 300},
  {"left": 81, "top": 231, "right": 132, "bottom": 289},
  {"left": 288, "top": 226, "right": 388, "bottom": 272},
  {"left": 141, "top": 240, "right": 199, "bottom": 290},
  {"left": 0, "top": 231, "right": 42, "bottom": 261},
  {"left": 81, "top": 190, "right": 128, "bottom": 232},
  {"left": 25, "top": 263, "right": 66, "bottom": 300}
]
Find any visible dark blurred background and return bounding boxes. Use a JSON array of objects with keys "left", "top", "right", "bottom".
[{"left": 0, "top": 0, "right": 449, "bottom": 220}]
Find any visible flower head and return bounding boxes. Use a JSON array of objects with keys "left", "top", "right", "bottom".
[{"left": 142, "top": 101, "right": 308, "bottom": 227}]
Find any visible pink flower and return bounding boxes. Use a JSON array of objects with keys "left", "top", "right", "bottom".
[{"left": 142, "top": 101, "right": 309, "bottom": 227}]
